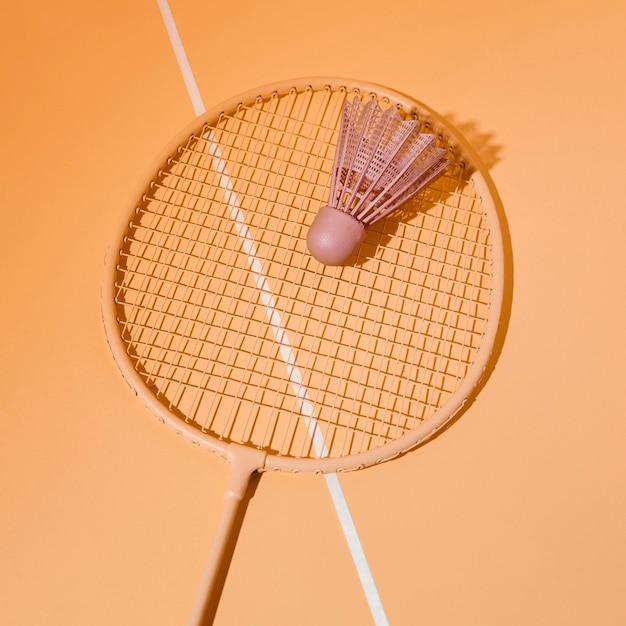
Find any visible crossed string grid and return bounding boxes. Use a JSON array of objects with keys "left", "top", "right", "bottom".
[{"left": 114, "top": 87, "right": 493, "bottom": 461}]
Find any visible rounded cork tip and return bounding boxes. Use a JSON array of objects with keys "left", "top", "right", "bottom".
[{"left": 306, "top": 206, "right": 366, "bottom": 266}]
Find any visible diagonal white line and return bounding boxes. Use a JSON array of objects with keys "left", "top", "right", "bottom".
[
  {"left": 204, "top": 132, "right": 329, "bottom": 457},
  {"left": 156, "top": 0, "right": 205, "bottom": 116},
  {"left": 156, "top": 2, "right": 389, "bottom": 624}
]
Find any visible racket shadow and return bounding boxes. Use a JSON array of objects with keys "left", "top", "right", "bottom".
[
  {"left": 354, "top": 140, "right": 513, "bottom": 445},
  {"left": 412, "top": 159, "right": 513, "bottom": 445}
]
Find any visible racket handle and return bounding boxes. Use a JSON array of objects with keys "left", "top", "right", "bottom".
[{"left": 186, "top": 445, "right": 267, "bottom": 626}]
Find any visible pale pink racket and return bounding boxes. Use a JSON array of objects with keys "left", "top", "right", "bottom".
[{"left": 102, "top": 78, "right": 505, "bottom": 625}]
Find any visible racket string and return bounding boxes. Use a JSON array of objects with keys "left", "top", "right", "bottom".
[{"left": 114, "top": 85, "right": 495, "bottom": 460}]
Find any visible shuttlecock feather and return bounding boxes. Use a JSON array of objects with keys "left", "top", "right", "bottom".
[{"left": 307, "top": 97, "right": 451, "bottom": 265}]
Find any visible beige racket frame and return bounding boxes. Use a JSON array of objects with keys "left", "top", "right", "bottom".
[
  {"left": 103, "top": 76, "right": 504, "bottom": 475},
  {"left": 102, "top": 77, "right": 505, "bottom": 625}
]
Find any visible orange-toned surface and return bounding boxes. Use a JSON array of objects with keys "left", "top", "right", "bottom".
[{"left": 2, "top": 1, "right": 625, "bottom": 625}]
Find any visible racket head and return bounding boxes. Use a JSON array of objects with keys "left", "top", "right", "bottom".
[{"left": 102, "top": 77, "right": 505, "bottom": 474}]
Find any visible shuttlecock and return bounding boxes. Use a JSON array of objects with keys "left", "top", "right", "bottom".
[{"left": 307, "top": 97, "right": 451, "bottom": 265}]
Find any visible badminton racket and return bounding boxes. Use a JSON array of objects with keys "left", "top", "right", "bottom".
[{"left": 102, "top": 77, "right": 505, "bottom": 625}]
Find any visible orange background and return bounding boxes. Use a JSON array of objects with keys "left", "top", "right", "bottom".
[{"left": 2, "top": 1, "right": 626, "bottom": 624}]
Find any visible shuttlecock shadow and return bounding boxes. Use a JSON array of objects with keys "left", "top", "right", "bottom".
[
  {"left": 440, "top": 113, "right": 504, "bottom": 171},
  {"left": 350, "top": 166, "right": 466, "bottom": 269},
  {"left": 353, "top": 113, "right": 505, "bottom": 267}
]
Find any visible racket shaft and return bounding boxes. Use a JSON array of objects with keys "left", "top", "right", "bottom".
[{"left": 186, "top": 446, "right": 266, "bottom": 626}]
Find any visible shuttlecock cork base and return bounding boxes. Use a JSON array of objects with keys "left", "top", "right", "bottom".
[
  {"left": 307, "top": 206, "right": 366, "bottom": 266},
  {"left": 307, "top": 96, "right": 451, "bottom": 265}
]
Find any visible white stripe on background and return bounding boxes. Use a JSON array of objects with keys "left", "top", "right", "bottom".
[
  {"left": 204, "top": 131, "right": 331, "bottom": 457},
  {"left": 156, "top": 2, "right": 389, "bottom": 624},
  {"left": 156, "top": 0, "right": 205, "bottom": 116}
]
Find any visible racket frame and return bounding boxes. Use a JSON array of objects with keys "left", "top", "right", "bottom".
[{"left": 102, "top": 77, "right": 505, "bottom": 476}]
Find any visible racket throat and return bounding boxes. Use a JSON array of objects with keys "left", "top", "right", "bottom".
[{"left": 224, "top": 445, "right": 267, "bottom": 500}]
